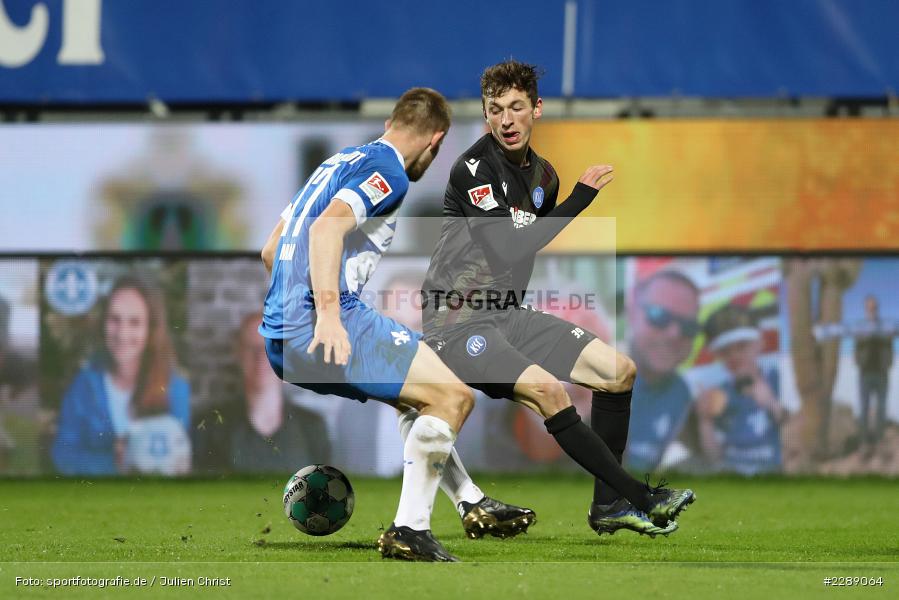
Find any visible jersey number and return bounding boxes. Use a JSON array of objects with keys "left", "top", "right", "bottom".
[{"left": 278, "top": 165, "right": 339, "bottom": 261}]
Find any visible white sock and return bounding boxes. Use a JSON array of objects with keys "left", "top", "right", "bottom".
[
  {"left": 398, "top": 409, "right": 484, "bottom": 507},
  {"left": 393, "top": 414, "right": 456, "bottom": 531}
]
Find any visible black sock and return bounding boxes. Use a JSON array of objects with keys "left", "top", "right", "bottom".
[
  {"left": 545, "top": 406, "right": 650, "bottom": 512},
  {"left": 590, "top": 389, "right": 632, "bottom": 505}
]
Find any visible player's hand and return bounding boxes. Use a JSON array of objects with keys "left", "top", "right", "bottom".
[
  {"left": 307, "top": 315, "right": 352, "bottom": 366},
  {"left": 577, "top": 165, "right": 614, "bottom": 191}
]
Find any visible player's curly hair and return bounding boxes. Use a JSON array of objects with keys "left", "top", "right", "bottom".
[
  {"left": 481, "top": 60, "right": 543, "bottom": 109},
  {"left": 391, "top": 87, "right": 451, "bottom": 135}
]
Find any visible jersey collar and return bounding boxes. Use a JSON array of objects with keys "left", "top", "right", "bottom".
[
  {"left": 376, "top": 138, "right": 405, "bottom": 169},
  {"left": 487, "top": 132, "right": 534, "bottom": 170}
]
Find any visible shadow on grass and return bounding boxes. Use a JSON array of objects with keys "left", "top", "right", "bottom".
[{"left": 257, "top": 540, "right": 375, "bottom": 551}]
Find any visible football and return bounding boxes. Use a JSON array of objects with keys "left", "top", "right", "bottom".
[{"left": 283, "top": 465, "right": 355, "bottom": 536}]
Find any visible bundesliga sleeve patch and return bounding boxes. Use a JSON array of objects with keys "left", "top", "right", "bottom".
[
  {"left": 467, "top": 184, "right": 499, "bottom": 211},
  {"left": 359, "top": 172, "right": 393, "bottom": 206}
]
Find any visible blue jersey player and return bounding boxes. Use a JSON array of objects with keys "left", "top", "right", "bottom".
[{"left": 259, "top": 89, "right": 533, "bottom": 562}]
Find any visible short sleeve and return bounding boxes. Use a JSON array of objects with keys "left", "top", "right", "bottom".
[
  {"left": 446, "top": 158, "right": 509, "bottom": 224},
  {"left": 334, "top": 161, "right": 409, "bottom": 226}
]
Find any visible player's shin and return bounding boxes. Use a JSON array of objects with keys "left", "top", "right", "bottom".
[
  {"left": 590, "top": 389, "right": 632, "bottom": 505},
  {"left": 544, "top": 406, "right": 652, "bottom": 512},
  {"left": 393, "top": 415, "right": 457, "bottom": 530},
  {"left": 397, "top": 409, "right": 484, "bottom": 506}
]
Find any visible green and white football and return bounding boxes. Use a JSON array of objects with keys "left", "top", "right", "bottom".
[{"left": 283, "top": 465, "right": 355, "bottom": 536}]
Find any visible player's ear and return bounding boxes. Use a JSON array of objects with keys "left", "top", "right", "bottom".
[
  {"left": 384, "top": 118, "right": 392, "bottom": 132},
  {"left": 429, "top": 130, "right": 446, "bottom": 148},
  {"left": 533, "top": 98, "right": 543, "bottom": 120}
]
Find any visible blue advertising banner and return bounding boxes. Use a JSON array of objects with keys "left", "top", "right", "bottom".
[
  {"left": 0, "top": 0, "right": 563, "bottom": 103},
  {"left": 574, "top": 0, "right": 899, "bottom": 98},
  {"left": 0, "top": 0, "right": 896, "bottom": 103}
]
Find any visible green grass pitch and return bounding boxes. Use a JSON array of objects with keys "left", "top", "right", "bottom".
[{"left": 1, "top": 475, "right": 896, "bottom": 598}]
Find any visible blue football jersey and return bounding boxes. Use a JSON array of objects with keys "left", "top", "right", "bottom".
[
  {"left": 260, "top": 139, "right": 409, "bottom": 339},
  {"left": 715, "top": 368, "right": 782, "bottom": 474},
  {"left": 625, "top": 373, "right": 693, "bottom": 472}
]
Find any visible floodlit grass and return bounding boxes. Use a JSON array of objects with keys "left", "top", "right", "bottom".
[{"left": 1, "top": 475, "right": 896, "bottom": 598}]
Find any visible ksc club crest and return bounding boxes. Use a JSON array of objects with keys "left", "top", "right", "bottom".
[
  {"left": 466, "top": 335, "right": 487, "bottom": 357},
  {"left": 45, "top": 261, "right": 98, "bottom": 316}
]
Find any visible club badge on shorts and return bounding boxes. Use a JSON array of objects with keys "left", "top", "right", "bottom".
[{"left": 466, "top": 335, "right": 487, "bottom": 357}]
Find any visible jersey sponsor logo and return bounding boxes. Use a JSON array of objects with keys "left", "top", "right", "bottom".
[
  {"left": 391, "top": 330, "right": 412, "bottom": 345},
  {"left": 465, "top": 158, "right": 480, "bottom": 177},
  {"left": 344, "top": 250, "right": 380, "bottom": 293},
  {"left": 359, "top": 171, "right": 392, "bottom": 205},
  {"left": 533, "top": 186, "right": 544, "bottom": 208},
  {"left": 359, "top": 209, "right": 398, "bottom": 251},
  {"left": 467, "top": 184, "right": 499, "bottom": 211},
  {"left": 509, "top": 206, "right": 537, "bottom": 228},
  {"left": 466, "top": 335, "right": 487, "bottom": 357}
]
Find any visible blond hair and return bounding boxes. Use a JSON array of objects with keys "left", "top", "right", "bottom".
[{"left": 390, "top": 87, "right": 451, "bottom": 135}]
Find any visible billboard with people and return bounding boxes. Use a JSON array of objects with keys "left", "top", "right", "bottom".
[{"left": 2, "top": 254, "right": 895, "bottom": 477}]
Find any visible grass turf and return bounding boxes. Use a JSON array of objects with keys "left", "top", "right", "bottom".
[{"left": 1, "top": 475, "right": 897, "bottom": 598}]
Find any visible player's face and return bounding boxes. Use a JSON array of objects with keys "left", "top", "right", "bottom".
[
  {"left": 104, "top": 288, "right": 150, "bottom": 373},
  {"left": 406, "top": 130, "right": 446, "bottom": 182},
  {"left": 484, "top": 88, "right": 542, "bottom": 157},
  {"left": 631, "top": 279, "right": 699, "bottom": 376}
]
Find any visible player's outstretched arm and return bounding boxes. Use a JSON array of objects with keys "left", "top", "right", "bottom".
[
  {"left": 472, "top": 165, "right": 613, "bottom": 263},
  {"left": 261, "top": 219, "right": 286, "bottom": 275},
  {"left": 306, "top": 198, "right": 357, "bottom": 366}
]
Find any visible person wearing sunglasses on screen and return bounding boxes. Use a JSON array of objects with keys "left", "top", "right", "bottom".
[{"left": 620, "top": 270, "right": 701, "bottom": 476}]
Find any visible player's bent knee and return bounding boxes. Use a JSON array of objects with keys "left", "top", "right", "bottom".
[
  {"left": 518, "top": 377, "right": 570, "bottom": 419},
  {"left": 617, "top": 354, "right": 637, "bottom": 389},
  {"left": 460, "top": 385, "right": 476, "bottom": 414},
  {"left": 542, "top": 380, "right": 570, "bottom": 415},
  {"left": 414, "top": 382, "right": 474, "bottom": 427},
  {"left": 593, "top": 353, "right": 636, "bottom": 394},
  {"left": 435, "top": 382, "right": 474, "bottom": 415}
]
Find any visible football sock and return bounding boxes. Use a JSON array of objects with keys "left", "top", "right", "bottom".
[
  {"left": 590, "top": 389, "right": 632, "bottom": 505},
  {"left": 545, "top": 406, "right": 651, "bottom": 513},
  {"left": 393, "top": 414, "right": 457, "bottom": 531},
  {"left": 398, "top": 409, "right": 484, "bottom": 506}
]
